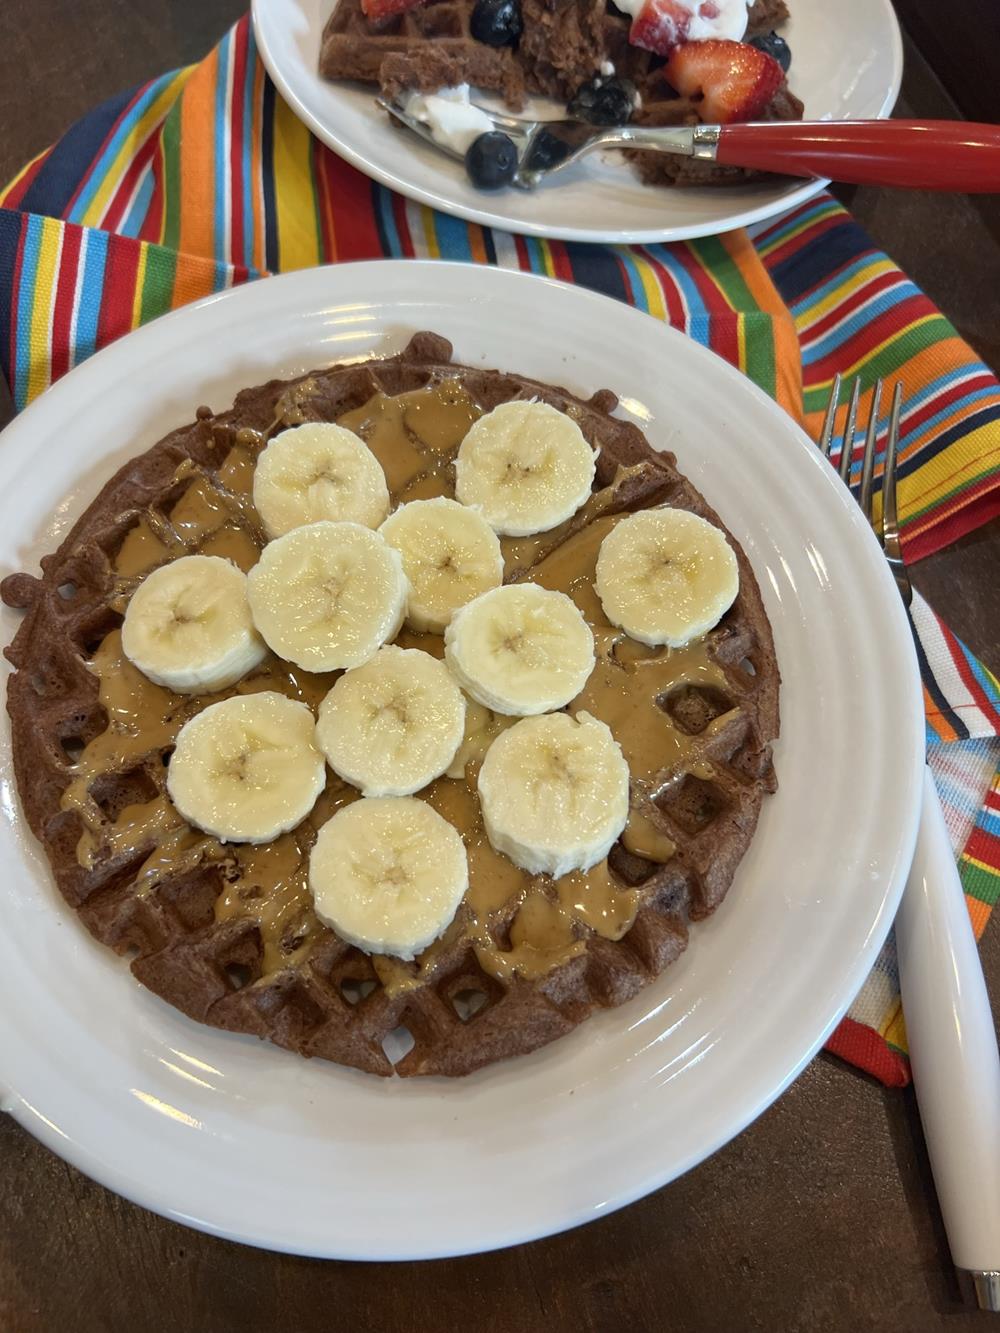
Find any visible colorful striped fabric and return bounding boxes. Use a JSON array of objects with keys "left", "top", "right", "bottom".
[
  {"left": 752, "top": 204, "right": 1000, "bottom": 561},
  {"left": 829, "top": 603, "right": 1000, "bottom": 1086},
  {"left": 1, "top": 13, "right": 998, "bottom": 1085}
]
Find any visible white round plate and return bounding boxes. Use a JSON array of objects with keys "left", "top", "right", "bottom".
[
  {"left": 252, "top": 0, "right": 902, "bottom": 243},
  {"left": 0, "top": 263, "right": 922, "bottom": 1259}
]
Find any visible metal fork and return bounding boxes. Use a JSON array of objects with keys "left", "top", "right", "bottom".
[
  {"left": 379, "top": 98, "right": 1000, "bottom": 192},
  {"left": 377, "top": 96, "right": 719, "bottom": 190},
  {"left": 820, "top": 379, "right": 1000, "bottom": 1311}
]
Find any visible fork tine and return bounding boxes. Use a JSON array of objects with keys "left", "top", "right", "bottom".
[
  {"left": 859, "top": 378, "right": 883, "bottom": 531},
  {"left": 838, "top": 378, "right": 861, "bottom": 482},
  {"left": 880, "top": 383, "right": 911, "bottom": 605},
  {"left": 882, "top": 382, "right": 904, "bottom": 551},
  {"left": 469, "top": 104, "right": 533, "bottom": 134},
  {"left": 819, "top": 373, "right": 841, "bottom": 457}
]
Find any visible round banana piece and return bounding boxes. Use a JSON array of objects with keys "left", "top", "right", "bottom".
[
  {"left": 121, "top": 554, "right": 267, "bottom": 694},
  {"left": 454, "top": 400, "right": 596, "bottom": 536},
  {"left": 246, "top": 521, "right": 408, "bottom": 672},
  {"left": 252, "top": 422, "right": 390, "bottom": 539},
  {"left": 167, "top": 692, "right": 325, "bottom": 843},
  {"left": 444, "top": 583, "right": 595, "bottom": 716},
  {"left": 315, "top": 645, "right": 466, "bottom": 797},
  {"left": 478, "top": 711, "right": 629, "bottom": 878},
  {"left": 309, "top": 797, "right": 469, "bottom": 960},
  {"left": 595, "top": 508, "right": 739, "bottom": 648},
  {"left": 380, "top": 497, "right": 503, "bottom": 633}
]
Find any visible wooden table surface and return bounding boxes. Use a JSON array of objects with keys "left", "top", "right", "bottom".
[{"left": 1, "top": 4, "right": 999, "bottom": 1330}]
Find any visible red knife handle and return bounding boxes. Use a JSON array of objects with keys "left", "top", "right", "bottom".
[{"left": 714, "top": 120, "right": 1000, "bottom": 192}]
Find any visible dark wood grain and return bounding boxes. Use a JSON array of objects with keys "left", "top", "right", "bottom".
[
  {"left": 1, "top": 5, "right": 999, "bottom": 1331},
  {"left": 892, "top": 0, "right": 1000, "bottom": 127}
]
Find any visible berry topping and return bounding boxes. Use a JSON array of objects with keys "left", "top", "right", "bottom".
[
  {"left": 470, "top": 0, "right": 524, "bottom": 47},
  {"left": 663, "top": 38, "right": 784, "bottom": 124},
  {"left": 627, "top": 0, "right": 697, "bottom": 57},
  {"left": 524, "top": 128, "right": 572, "bottom": 174},
  {"left": 465, "top": 132, "right": 519, "bottom": 189},
  {"left": 749, "top": 30, "right": 792, "bottom": 73},
  {"left": 568, "top": 76, "right": 638, "bottom": 126},
  {"left": 361, "top": 0, "right": 426, "bottom": 21}
]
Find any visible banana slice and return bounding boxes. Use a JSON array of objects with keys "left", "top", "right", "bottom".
[
  {"left": 477, "top": 711, "right": 629, "bottom": 878},
  {"left": 121, "top": 554, "right": 267, "bottom": 694},
  {"left": 380, "top": 497, "right": 503, "bottom": 633},
  {"left": 315, "top": 645, "right": 466, "bottom": 797},
  {"left": 444, "top": 583, "right": 595, "bottom": 716},
  {"left": 167, "top": 691, "right": 325, "bottom": 843},
  {"left": 454, "top": 400, "right": 596, "bottom": 536},
  {"left": 252, "top": 422, "right": 390, "bottom": 539},
  {"left": 595, "top": 508, "right": 739, "bottom": 648},
  {"left": 246, "top": 521, "right": 408, "bottom": 672},
  {"left": 309, "top": 796, "right": 469, "bottom": 960}
]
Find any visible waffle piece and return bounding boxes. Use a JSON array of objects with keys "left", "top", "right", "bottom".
[
  {"left": 631, "top": 82, "right": 804, "bottom": 186},
  {"left": 2, "top": 332, "right": 779, "bottom": 1078},
  {"left": 321, "top": 0, "right": 527, "bottom": 106}
]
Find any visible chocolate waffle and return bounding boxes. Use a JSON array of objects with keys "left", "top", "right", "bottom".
[
  {"left": 321, "top": 0, "right": 801, "bottom": 187},
  {"left": 2, "top": 332, "right": 779, "bottom": 1077}
]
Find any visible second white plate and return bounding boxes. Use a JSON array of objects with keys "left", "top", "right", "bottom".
[{"left": 253, "top": 0, "right": 903, "bottom": 243}]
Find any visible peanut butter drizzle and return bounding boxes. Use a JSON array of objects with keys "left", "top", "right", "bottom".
[
  {"left": 622, "top": 809, "right": 677, "bottom": 864},
  {"left": 371, "top": 776, "right": 529, "bottom": 994},
  {"left": 135, "top": 824, "right": 223, "bottom": 893},
  {"left": 167, "top": 455, "right": 264, "bottom": 561},
  {"left": 444, "top": 698, "right": 515, "bottom": 779},
  {"left": 61, "top": 632, "right": 197, "bottom": 866},
  {"left": 336, "top": 380, "right": 480, "bottom": 500},
  {"left": 497, "top": 892, "right": 586, "bottom": 977},
  {"left": 425, "top": 777, "right": 527, "bottom": 919},
  {"left": 392, "top": 627, "right": 446, "bottom": 660},
  {"left": 69, "top": 377, "right": 730, "bottom": 993},
  {"left": 500, "top": 474, "right": 635, "bottom": 579},
  {"left": 114, "top": 516, "right": 172, "bottom": 576},
  {"left": 111, "top": 441, "right": 265, "bottom": 590},
  {"left": 378, "top": 773, "right": 619, "bottom": 990},
  {"left": 274, "top": 377, "right": 322, "bottom": 427},
  {"left": 212, "top": 781, "right": 362, "bottom": 970},
  {"left": 215, "top": 837, "right": 316, "bottom": 973},
  {"left": 101, "top": 796, "right": 185, "bottom": 861},
  {"left": 527, "top": 515, "right": 738, "bottom": 790},
  {"left": 402, "top": 384, "right": 480, "bottom": 452},
  {"left": 480, "top": 861, "right": 646, "bottom": 983}
]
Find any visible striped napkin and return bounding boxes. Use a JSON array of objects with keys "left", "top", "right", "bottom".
[{"left": 1, "top": 14, "right": 998, "bottom": 1085}]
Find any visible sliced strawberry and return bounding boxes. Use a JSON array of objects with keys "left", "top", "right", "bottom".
[
  {"left": 627, "top": 0, "right": 737, "bottom": 58},
  {"left": 361, "top": 0, "right": 425, "bottom": 23},
  {"left": 628, "top": 0, "right": 695, "bottom": 57},
  {"left": 663, "top": 39, "right": 784, "bottom": 123}
]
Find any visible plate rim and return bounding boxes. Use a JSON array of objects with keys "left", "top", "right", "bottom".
[
  {"left": 250, "top": 0, "right": 904, "bottom": 244},
  {"left": 0, "top": 261, "right": 924, "bottom": 1258}
]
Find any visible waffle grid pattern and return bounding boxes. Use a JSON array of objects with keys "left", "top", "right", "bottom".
[{"left": 2, "top": 334, "right": 778, "bottom": 1076}]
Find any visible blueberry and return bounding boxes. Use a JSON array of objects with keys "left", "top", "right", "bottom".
[
  {"left": 749, "top": 31, "right": 791, "bottom": 73},
  {"left": 523, "top": 128, "right": 572, "bottom": 174},
  {"left": 567, "top": 76, "right": 636, "bottom": 127},
  {"left": 465, "top": 132, "right": 518, "bottom": 190},
  {"left": 470, "top": 0, "right": 523, "bottom": 47}
]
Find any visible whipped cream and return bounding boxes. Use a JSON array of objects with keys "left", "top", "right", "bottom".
[
  {"left": 400, "top": 85, "right": 494, "bottom": 156},
  {"left": 616, "top": 0, "right": 751, "bottom": 42}
]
